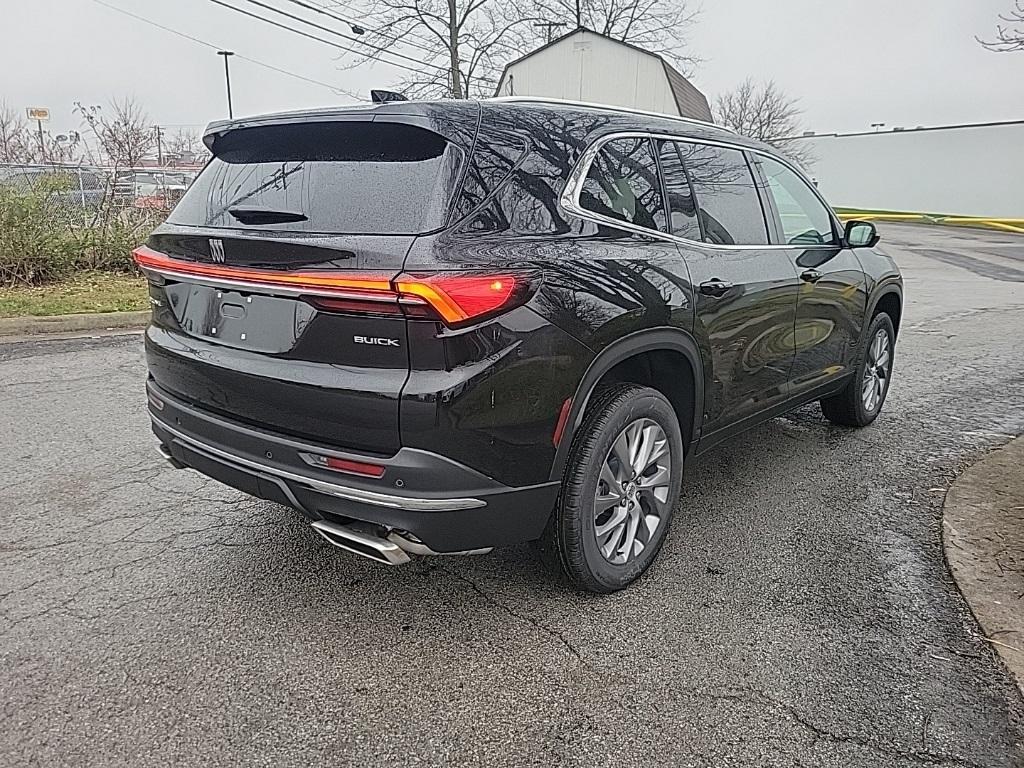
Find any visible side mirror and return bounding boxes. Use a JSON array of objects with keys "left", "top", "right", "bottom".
[{"left": 845, "top": 220, "right": 880, "bottom": 248}]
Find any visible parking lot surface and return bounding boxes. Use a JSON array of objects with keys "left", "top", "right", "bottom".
[{"left": 3, "top": 223, "right": 1024, "bottom": 767}]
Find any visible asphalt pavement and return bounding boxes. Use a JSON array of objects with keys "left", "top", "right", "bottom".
[{"left": 2, "top": 223, "right": 1024, "bottom": 767}]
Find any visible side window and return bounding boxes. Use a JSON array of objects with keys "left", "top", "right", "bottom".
[
  {"left": 656, "top": 140, "right": 701, "bottom": 241},
  {"left": 758, "top": 156, "right": 837, "bottom": 246},
  {"left": 580, "top": 137, "right": 666, "bottom": 232},
  {"left": 679, "top": 143, "right": 769, "bottom": 246}
]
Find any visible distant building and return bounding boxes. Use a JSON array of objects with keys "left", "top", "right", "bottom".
[
  {"left": 495, "top": 28, "right": 712, "bottom": 122},
  {"left": 791, "top": 119, "right": 1024, "bottom": 218}
]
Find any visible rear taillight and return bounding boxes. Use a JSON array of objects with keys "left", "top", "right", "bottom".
[
  {"left": 394, "top": 273, "right": 522, "bottom": 326},
  {"left": 133, "top": 246, "right": 535, "bottom": 328}
]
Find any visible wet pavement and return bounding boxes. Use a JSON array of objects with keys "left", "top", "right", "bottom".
[{"left": 2, "top": 223, "right": 1024, "bottom": 767}]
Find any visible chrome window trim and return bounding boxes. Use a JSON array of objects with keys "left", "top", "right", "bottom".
[
  {"left": 558, "top": 130, "right": 843, "bottom": 252},
  {"left": 152, "top": 415, "right": 487, "bottom": 511}
]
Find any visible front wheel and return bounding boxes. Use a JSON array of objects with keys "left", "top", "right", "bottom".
[
  {"left": 821, "top": 312, "right": 896, "bottom": 427},
  {"left": 543, "top": 383, "right": 684, "bottom": 593}
]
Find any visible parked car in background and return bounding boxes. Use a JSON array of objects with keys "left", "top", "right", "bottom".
[
  {"left": 115, "top": 170, "right": 190, "bottom": 208},
  {"left": 136, "top": 98, "right": 902, "bottom": 592}
]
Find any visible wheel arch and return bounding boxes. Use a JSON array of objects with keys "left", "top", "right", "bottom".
[
  {"left": 548, "top": 327, "right": 705, "bottom": 482},
  {"left": 866, "top": 281, "right": 903, "bottom": 338}
]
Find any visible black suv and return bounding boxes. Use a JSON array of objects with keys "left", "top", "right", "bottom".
[{"left": 137, "top": 98, "right": 902, "bottom": 592}]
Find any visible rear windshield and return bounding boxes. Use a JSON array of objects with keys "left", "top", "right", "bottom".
[{"left": 167, "top": 121, "right": 464, "bottom": 234}]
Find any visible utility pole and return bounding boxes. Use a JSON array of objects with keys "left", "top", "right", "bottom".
[
  {"left": 37, "top": 119, "right": 46, "bottom": 163},
  {"left": 154, "top": 125, "right": 164, "bottom": 166},
  {"left": 534, "top": 21, "right": 567, "bottom": 43},
  {"left": 217, "top": 50, "right": 235, "bottom": 118}
]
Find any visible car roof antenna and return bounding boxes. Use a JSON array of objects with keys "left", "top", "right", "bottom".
[{"left": 370, "top": 89, "right": 408, "bottom": 103}]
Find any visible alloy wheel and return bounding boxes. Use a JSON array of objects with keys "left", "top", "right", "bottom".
[
  {"left": 861, "top": 328, "right": 891, "bottom": 413},
  {"left": 593, "top": 418, "right": 672, "bottom": 566}
]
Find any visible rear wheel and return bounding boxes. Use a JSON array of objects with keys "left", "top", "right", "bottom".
[
  {"left": 544, "top": 384, "right": 684, "bottom": 593},
  {"left": 821, "top": 312, "right": 896, "bottom": 427}
]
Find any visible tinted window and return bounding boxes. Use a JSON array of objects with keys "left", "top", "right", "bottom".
[
  {"left": 656, "top": 140, "right": 701, "bottom": 241},
  {"left": 168, "top": 122, "right": 463, "bottom": 234},
  {"left": 580, "top": 137, "right": 666, "bottom": 232},
  {"left": 758, "top": 156, "right": 837, "bottom": 246},
  {"left": 680, "top": 143, "right": 769, "bottom": 245}
]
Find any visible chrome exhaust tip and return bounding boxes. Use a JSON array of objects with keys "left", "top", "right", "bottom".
[
  {"left": 387, "top": 531, "right": 492, "bottom": 558},
  {"left": 157, "top": 443, "right": 185, "bottom": 469},
  {"left": 310, "top": 521, "right": 493, "bottom": 564},
  {"left": 311, "top": 520, "right": 412, "bottom": 566}
]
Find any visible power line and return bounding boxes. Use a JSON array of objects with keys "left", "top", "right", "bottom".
[
  {"left": 235, "top": 0, "right": 446, "bottom": 70},
  {"left": 207, "top": 0, "right": 447, "bottom": 76},
  {"left": 283, "top": 0, "right": 444, "bottom": 56},
  {"left": 87, "top": 0, "right": 348, "bottom": 95}
]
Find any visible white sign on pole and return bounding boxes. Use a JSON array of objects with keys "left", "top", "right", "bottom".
[{"left": 26, "top": 107, "right": 50, "bottom": 122}]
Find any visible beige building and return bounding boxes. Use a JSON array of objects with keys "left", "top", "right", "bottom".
[{"left": 494, "top": 28, "right": 712, "bottom": 122}]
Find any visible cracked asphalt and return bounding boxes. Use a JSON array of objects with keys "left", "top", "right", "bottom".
[{"left": 2, "top": 223, "right": 1024, "bottom": 767}]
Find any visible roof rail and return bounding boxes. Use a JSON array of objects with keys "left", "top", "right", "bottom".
[{"left": 486, "top": 96, "right": 734, "bottom": 134}]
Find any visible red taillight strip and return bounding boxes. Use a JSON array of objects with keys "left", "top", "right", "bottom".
[
  {"left": 133, "top": 245, "right": 395, "bottom": 298},
  {"left": 133, "top": 246, "right": 528, "bottom": 327}
]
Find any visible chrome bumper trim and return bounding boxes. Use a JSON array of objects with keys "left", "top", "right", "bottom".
[{"left": 151, "top": 415, "right": 487, "bottom": 511}]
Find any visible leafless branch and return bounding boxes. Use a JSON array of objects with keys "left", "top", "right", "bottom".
[
  {"left": 714, "top": 78, "right": 814, "bottom": 168},
  {"left": 529, "top": 0, "right": 700, "bottom": 72},
  {"left": 978, "top": 0, "right": 1024, "bottom": 51}
]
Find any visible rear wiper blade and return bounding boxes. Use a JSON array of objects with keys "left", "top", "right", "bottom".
[{"left": 228, "top": 206, "right": 308, "bottom": 224}]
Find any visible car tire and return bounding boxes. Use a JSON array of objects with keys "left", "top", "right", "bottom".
[
  {"left": 542, "top": 383, "right": 684, "bottom": 593},
  {"left": 820, "top": 312, "right": 896, "bottom": 428}
]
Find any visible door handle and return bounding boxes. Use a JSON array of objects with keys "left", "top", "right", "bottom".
[
  {"left": 800, "top": 269, "right": 823, "bottom": 283},
  {"left": 699, "top": 278, "right": 733, "bottom": 297}
]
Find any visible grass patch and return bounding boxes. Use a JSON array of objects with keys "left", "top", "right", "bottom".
[{"left": 0, "top": 271, "right": 148, "bottom": 318}]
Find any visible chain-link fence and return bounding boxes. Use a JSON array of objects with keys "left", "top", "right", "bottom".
[{"left": 0, "top": 162, "right": 200, "bottom": 286}]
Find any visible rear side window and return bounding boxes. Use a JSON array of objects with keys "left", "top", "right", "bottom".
[
  {"left": 168, "top": 122, "right": 463, "bottom": 234},
  {"left": 679, "top": 143, "right": 769, "bottom": 246},
  {"left": 580, "top": 137, "right": 666, "bottom": 232},
  {"left": 656, "top": 140, "right": 701, "bottom": 241},
  {"left": 757, "top": 156, "right": 837, "bottom": 246}
]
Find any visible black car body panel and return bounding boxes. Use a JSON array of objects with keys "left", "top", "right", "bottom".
[{"left": 139, "top": 97, "right": 903, "bottom": 555}]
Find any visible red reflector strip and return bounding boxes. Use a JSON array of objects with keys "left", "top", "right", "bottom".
[
  {"left": 552, "top": 398, "right": 573, "bottom": 447},
  {"left": 323, "top": 456, "right": 386, "bottom": 478}
]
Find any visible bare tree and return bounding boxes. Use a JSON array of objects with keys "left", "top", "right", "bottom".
[
  {"left": 164, "top": 129, "right": 208, "bottom": 163},
  {"left": 343, "top": 0, "right": 541, "bottom": 98},
  {"left": 0, "top": 102, "right": 82, "bottom": 164},
  {"left": 0, "top": 103, "right": 33, "bottom": 163},
  {"left": 530, "top": 0, "right": 699, "bottom": 69},
  {"left": 75, "top": 98, "right": 155, "bottom": 168},
  {"left": 979, "top": 1, "right": 1024, "bottom": 51},
  {"left": 714, "top": 78, "right": 812, "bottom": 168}
]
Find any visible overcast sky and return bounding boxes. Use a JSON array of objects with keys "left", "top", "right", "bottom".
[{"left": 2, "top": 0, "right": 1021, "bottom": 138}]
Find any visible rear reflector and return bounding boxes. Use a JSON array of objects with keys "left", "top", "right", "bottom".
[
  {"left": 310, "top": 454, "right": 386, "bottom": 478},
  {"left": 133, "top": 246, "right": 532, "bottom": 327},
  {"left": 552, "top": 398, "right": 573, "bottom": 447}
]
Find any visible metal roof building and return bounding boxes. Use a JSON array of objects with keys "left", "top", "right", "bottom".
[{"left": 495, "top": 28, "right": 712, "bottom": 122}]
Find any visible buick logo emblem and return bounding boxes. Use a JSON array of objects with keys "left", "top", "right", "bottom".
[{"left": 209, "top": 238, "right": 226, "bottom": 263}]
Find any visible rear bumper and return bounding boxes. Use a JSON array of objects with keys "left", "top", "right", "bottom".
[{"left": 147, "top": 380, "right": 558, "bottom": 552}]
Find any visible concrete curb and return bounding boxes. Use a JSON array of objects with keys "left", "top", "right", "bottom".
[
  {"left": 943, "top": 436, "right": 1024, "bottom": 694},
  {"left": 0, "top": 310, "right": 149, "bottom": 339}
]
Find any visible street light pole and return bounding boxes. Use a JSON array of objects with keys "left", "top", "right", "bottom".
[{"left": 217, "top": 50, "right": 235, "bottom": 119}]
